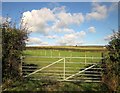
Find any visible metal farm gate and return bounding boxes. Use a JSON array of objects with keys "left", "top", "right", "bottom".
[{"left": 21, "top": 56, "right": 103, "bottom": 83}]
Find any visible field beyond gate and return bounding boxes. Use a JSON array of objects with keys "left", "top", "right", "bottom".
[{"left": 22, "top": 49, "right": 104, "bottom": 82}]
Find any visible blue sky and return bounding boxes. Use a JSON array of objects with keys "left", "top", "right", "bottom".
[{"left": 2, "top": 2, "right": 118, "bottom": 46}]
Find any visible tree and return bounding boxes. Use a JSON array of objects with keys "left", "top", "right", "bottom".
[
  {"left": 2, "top": 19, "right": 28, "bottom": 84},
  {"left": 102, "top": 29, "right": 120, "bottom": 92}
]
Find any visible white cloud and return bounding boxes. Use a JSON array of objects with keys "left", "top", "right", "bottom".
[
  {"left": 22, "top": 8, "right": 56, "bottom": 34},
  {"left": 57, "top": 31, "right": 86, "bottom": 46},
  {"left": 21, "top": 6, "right": 86, "bottom": 46},
  {"left": 27, "top": 37, "right": 48, "bottom": 45},
  {"left": 22, "top": 3, "right": 114, "bottom": 46},
  {"left": 86, "top": 3, "right": 108, "bottom": 20},
  {"left": 22, "top": 6, "right": 84, "bottom": 35},
  {"left": 88, "top": 26, "right": 96, "bottom": 33},
  {"left": 27, "top": 37, "right": 42, "bottom": 44},
  {"left": 53, "top": 6, "right": 66, "bottom": 13},
  {"left": 41, "top": 42, "right": 48, "bottom": 46},
  {"left": 55, "top": 12, "right": 84, "bottom": 28},
  {"left": 51, "top": 25, "right": 74, "bottom": 33},
  {"left": 46, "top": 35, "right": 58, "bottom": 39}
]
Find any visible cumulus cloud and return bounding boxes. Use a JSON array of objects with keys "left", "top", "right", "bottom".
[
  {"left": 27, "top": 37, "right": 48, "bottom": 45},
  {"left": 21, "top": 3, "right": 114, "bottom": 46},
  {"left": 51, "top": 25, "right": 74, "bottom": 33},
  {"left": 86, "top": 3, "right": 108, "bottom": 20},
  {"left": 22, "top": 8, "right": 56, "bottom": 34},
  {"left": 22, "top": 6, "right": 84, "bottom": 35},
  {"left": 57, "top": 31, "right": 86, "bottom": 46},
  {"left": 88, "top": 26, "right": 96, "bottom": 33},
  {"left": 55, "top": 12, "right": 84, "bottom": 28},
  {"left": 27, "top": 37, "right": 42, "bottom": 44}
]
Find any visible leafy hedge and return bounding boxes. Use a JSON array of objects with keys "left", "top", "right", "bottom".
[
  {"left": 2, "top": 20, "right": 28, "bottom": 87},
  {"left": 102, "top": 30, "right": 120, "bottom": 92}
]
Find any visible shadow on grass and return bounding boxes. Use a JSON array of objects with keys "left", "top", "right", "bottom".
[{"left": 22, "top": 62, "right": 38, "bottom": 76}]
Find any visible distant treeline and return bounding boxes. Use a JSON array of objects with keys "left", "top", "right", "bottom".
[{"left": 26, "top": 46, "right": 107, "bottom": 52}]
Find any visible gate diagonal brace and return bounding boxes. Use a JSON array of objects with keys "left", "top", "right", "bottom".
[
  {"left": 64, "top": 64, "right": 97, "bottom": 81},
  {"left": 24, "top": 58, "right": 64, "bottom": 77}
]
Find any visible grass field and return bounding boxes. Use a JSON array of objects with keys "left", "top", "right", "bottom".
[
  {"left": 5, "top": 47, "right": 106, "bottom": 91},
  {"left": 23, "top": 49, "right": 104, "bottom": 81},
  {"left": 26, "top": 46, "right": 106, "bottom": 51}
]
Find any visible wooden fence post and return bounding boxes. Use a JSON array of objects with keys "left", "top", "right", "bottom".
[
  {"left": 59, "top": 52, "right": 60, "bottom": 57},
  {"left": 51, "top": 50, "right": 52, "bottom": 58},
  {"left": 45, "top": 50, "right": 46, "bottom": 56},
  {"left": 70, "top": 52, "right": 72, "bottom": 62},
  {"left": 92, "top": 56, "right": 93, "bottom": 62}
]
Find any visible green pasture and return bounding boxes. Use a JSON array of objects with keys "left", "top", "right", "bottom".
[
  {"left": 24, "top": 49, "right": 102, "bottom": 57},
  {"left": 23, "top": 49, "right": 103, "bottom": 80}
]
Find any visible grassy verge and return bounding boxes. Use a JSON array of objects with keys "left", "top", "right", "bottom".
[{"left": 3, "top": 77, "right": 104, "bottom": 92}]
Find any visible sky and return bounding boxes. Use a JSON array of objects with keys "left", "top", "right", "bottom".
[{"left": 2, "top": 2, "right": 118, "bottom": 46}]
